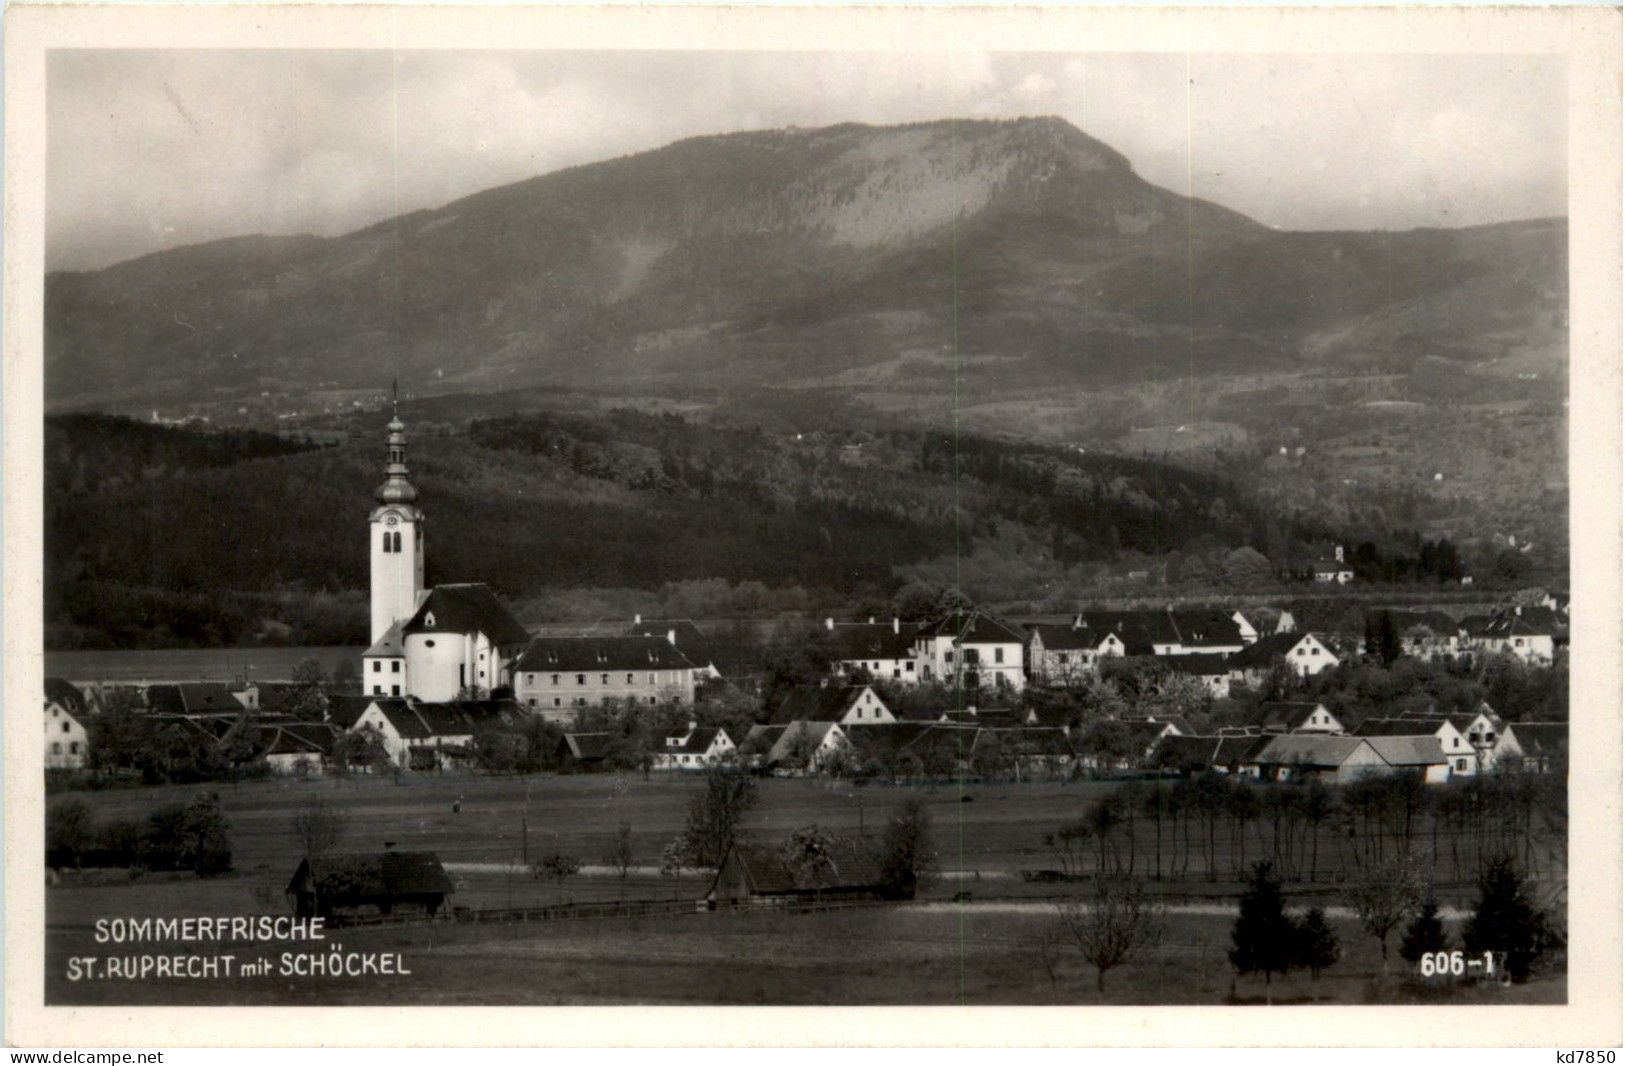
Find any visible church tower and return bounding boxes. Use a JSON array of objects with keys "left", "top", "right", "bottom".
[{"left": 369, "top": 394, "right": 425, "bottom": 645}]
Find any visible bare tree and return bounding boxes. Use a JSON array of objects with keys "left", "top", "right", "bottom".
[
  {"left": 1342, "top": 851, "right": 1426, "bottom": 974},
  {"left": 1054, "top": 883, "right": 1166, "bottom": 994},
  {"left": 292, "top": 795, "right": 347, "bottom": 862},
  {"left": 603, "top": 821, "right": 635, "bottom": 899}
]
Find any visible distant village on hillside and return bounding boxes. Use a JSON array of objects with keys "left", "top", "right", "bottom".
[{"left": 44, "top": 408, "right": 1570, "bottom": 791}]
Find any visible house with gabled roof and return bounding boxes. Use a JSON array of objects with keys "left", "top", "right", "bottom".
[
  {"left": 257, "top": 721, "right": 342, "bottom": 775},
  {"left": 1467, "top": 607, "right": 1560, "bottom": 665},
  {"left": 350, "top": 698, "right": 529, "bottom": 771},
  {"left": 1259, "top": 701, "right": 1343, "bottom": 734},
  {"left": 769, "top": 684, "right": 893, "bottom": 726},
  {"left": 146, "top": 682, "right": 253, "bottom": 716},
  {"left": 1149, "top": 734, "right": 1263, "bottom": 776},
  {"left": 1228, "top": 632, "right": 1340, "bottom": 682},
  {"left": 513, "top": 635, "right": 697, "bottom": 719},
  {"left": 1362, "top": 736, "right": 1451, "bottom": 783},
  {"left": 1356, "top": 716, "right": 1474, "bottom": 776},
  {"left": 652, "top": 722, "right": 735, "bottom": 771},
  {"left": 287, "top": 849, "right": 454, "bottom": 920},
  {"left": 914, "top": 610, "right": 1026, "bottom": 691},
  {"left": 827, "top": 617, "right": 922, "bottom": 684},
  {"left": 1162, "top": 652, "right": 1233, "bottom": 699},
  {"left": 743, "top": 720, "right": 851, "bottom": 774},
  {"left": 557, "top": 731, "right": 616, "bottom": 770},
  {"left": 1026, "top": 622, "right": 1125, "bottom": 683},
  {"left": 1497, "top": 722, "right": 1568, "bottom": 773},
  {"left": 45, "top": 681, "right": 91, "bottom": 770}
]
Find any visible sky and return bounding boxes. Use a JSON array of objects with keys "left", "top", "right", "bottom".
[{"left": 47, "top": 49, "right": 1567, "bottom": 272}]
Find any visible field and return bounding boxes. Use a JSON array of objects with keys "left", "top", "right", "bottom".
[{"left": 44, "top": 773, "right": 1565, "bottom": 1006}]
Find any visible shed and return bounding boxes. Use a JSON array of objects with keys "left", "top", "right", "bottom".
[{"left": 707, "top": 837, "right": 889, "bottom": 906}]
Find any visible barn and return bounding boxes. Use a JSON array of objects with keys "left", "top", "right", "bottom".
[
  {"left": 707, "top": 837, "right": 889, "bottom": 907},
  {"left": 286, "top": 850, "right": 454, "bottom": 921}
]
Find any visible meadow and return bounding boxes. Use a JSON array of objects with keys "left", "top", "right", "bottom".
[{"left": 44, "top": 772, "right": 1564, "bottom": 1006}]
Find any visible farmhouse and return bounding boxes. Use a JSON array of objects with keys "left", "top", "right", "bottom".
[
  {"left": 625, "top": 617, "right": 721, "bottom": 680},
  {"left": 350, "top": 698, "right": 528, "bottom": 771},
  {"left": 1025, "top": 622, "right": 1125, "bottom": 683},
  {"left": 1356, "top": 716, "right": 1475, "bottom": 776},
  {"left": 286, "top": 849, "right": 454, "bottom": 921},
  {"left": 257, "top": 721, "right": 342, "bottom": 775},
  {"left": 652, "top": 722, "right": 735, "bottom": 770},
  {"left": 1361, "top": 735, "right": 1452, "bottom": 783},
  {"left": 968, "top": 727, "right": 1077, "bottom": 778},
  {"left": 513, "top": 635, "right": 697, "bottom": 718},
  {"left": 1162, "top": 653, "right": 1232, "bottom": 699},
  {"left": 1149, "top": 734, "right": 1263, "bottom": 776},
  {"left": 745, "top": 720, "right": 850, "bottom": 774},
  {"left": 1239, "top": 735, "right": 1385, "bottom": 784},
  {"left": 827, "top": 618, "right": 921, "bottom": 684},
  {"left": 1258, "top": 701, "right": 1344, "bottom": 734},
  {"left": 1227, "top": 632, "right": 1340, "bottom": 682},
  {"left": 770, "top": 684, "right": 894, "bottom": 725},
  {"left": 44, "top": 680, "right": 90, "bottom": 770},
  {"left": 707, "top": 837, "right": 889, "bottom": 907},
  {"left": 1469, "top": 607, "right": 1561, "bottom": 665},
  {"left": 1497, "top": 722, "right": 1568, "bottom": 773}
]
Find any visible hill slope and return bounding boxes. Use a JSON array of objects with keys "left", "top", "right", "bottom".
[{"left": 45, "top": 117, "right": 1565, "bottom": 408}]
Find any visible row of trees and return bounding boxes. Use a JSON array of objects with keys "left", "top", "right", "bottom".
[
  {"left": 1047, "top": 772, "right": 1567, "bottom": 886},
  {"left": 47, "top": 791, "right": 232, "bottom": 876}
]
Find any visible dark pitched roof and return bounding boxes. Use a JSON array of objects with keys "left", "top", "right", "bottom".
[
  {"left": 918, "top": 610, "right": 1026, "bottom": 645},
  {"left": 973, "top": 727, "right": 1075, "bottom": 758},
  {"left": 715, "top": 837, "right": 885, "bottom": 895},
  {"left": 1027, "top": 623, "right": 1105, "bottom": 652},
  {"left": 326, "top": 694, "right": 376, "bottom": 730},
  {"left": 664, "top": 726, "right": 726, "bottom": 755},
  {"left": 1508, "top": 722, "right": 1568, "bottom": 758},
  {"left": 829, "top": 621, "right": 919, "bottom": 661},
  {"left": 515, "top": 635, "right": 694, "bottom": 673},
  {"left": 1167, "top": 609, "right": 1245, "bottom": 648},
  {"left": 258, "top": 721, "right": 341, "bottom": 757},
  {"left": 402, "top": 584, "right": 530, "bottom": 646},
  {"left": 1070, "top": 610, "right": 1181, "bottom": 655},
  {"left": 1229, "top": 633, "right": 1316, "bottom": 669},
  {"left": 769, "top": 686, "right": 875, "bottom": 725},
  {"left": 1150, "top": 734, "right": 1262, "bottom": 773},
  {"left": 1259, "top": 701, "right": 1332, "bottom": 732},
  {"left": 45, "top": 677, "right": 88, "bottom": 717},
  {"left": 560, "top": 732, "right": 616, "bottom": 761},
  {"left": 1363, "top": 736, "right": 1446, "bottom": 767},
  {"left": 368, "top": 699, "right": 526, "bottom": 739},
  {"left": 1246, "top": 734, "right": 1369, "bottom": 769},
  {"left": 1356, "top": 717, "right": 1451, "bottom": 738},
  {"left": 287, "top": 851, "right": 454, "bottom": 898},
  {"left": 625, "top": 619, "right": 714, "bottom": 665},
  {"left": 1163, "top": 653, "right": 1232, "bottom": 676},
  {"left": 147, "top": 683, "right": 249, "bottom": 716}
]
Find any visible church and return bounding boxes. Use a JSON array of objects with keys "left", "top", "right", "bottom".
[{"left": 360, "top": 406, "right": 530, "bottom": 701}]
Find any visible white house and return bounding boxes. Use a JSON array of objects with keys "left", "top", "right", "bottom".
[
  {"left": 745, "top": 721, "right": 850, "bottom": 773},
  {"left": 350, "top": 699, "right": 527, "bottom": 771},
  {"left": 651, "top": 723, "right": 736, "bottom": 770},
  {"left": 1259, "top": 701, "right": 1344, "bottom": 734},
  {"left": 44, "top": 694, "right": 90, "bottom": 770},
  {"left": 914, "top": 611, "right": 1026, "bottom": 691},
  {"left": 1228, "top": 632, "right": 1340, "bottom": 682},
  {"left": 1469, "top": 608, "right": 1557, "bottom": 666},
  {"left": 1026, "top": 623, "right": 1125, "bottom": 684},
  {"left": 827, "top": 618, "right": 921, "bottom": 685}
]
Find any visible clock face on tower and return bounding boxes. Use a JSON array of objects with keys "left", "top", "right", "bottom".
[{"left": 385, "top": 514, "right": 400, "bottom": 528}]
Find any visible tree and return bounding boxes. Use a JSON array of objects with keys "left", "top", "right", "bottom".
[
  {"left": 603, "top": 821, "right": 636, "bottom": 896},
  {"left": 668, "top": 765, "right": 758, "bottom": 871},
  {"left": 1462, "top": 854, "right": 1559, "bottom": 983},
  {"left": 1230, "top": 861, "right": 1299, "bottom": 988},
  {"left": 780, "top": 824, "right": 838, "bottom": 895},
  {"left": 146, "top": 791, "right": 232, "bottom": 877},
  {"left": 532, "top": 852, "right": 582, "bottom": 903},
  {"left": 1294, "top": 907, "right": 1341, "bottom": 980},
  {"left": 1342, "top": 852, "right": 1425, "bottom": 973},
  {"left": 291, "top": 796, "right": 347, "bottom": 863},
  {"left": 46, "top": 798, "right": 96, "bottom": 868},
  {"left": 1398, "top": 895, "right": 1451, "bottom": 964},
  {"left": 1054, "top": 882, "right": 1166, "bottom": 994},
  {"left": 877, "top": 797, "right": 937, "bottom": 899}
]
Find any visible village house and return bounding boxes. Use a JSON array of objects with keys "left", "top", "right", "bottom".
[
  {"left": 652, "top": 722, "right": 735, "bottom": 770},
  {"left": 769, "top": 684, "right": 894, "bottom": 726},
  {"left": 349, "top": 698, "right": 529, "bottom": 771},
  {"left": 1227, "top": 632, "right": 1340, "bottom": 683},
  {"left": 1298, "top": 544, "right": 1354, "bottom": 584},
  {"left": 513, "top": 635, "right": 697, "bottom": 719},
  {"left": 1425, "top": 704, "right": 1507, "bottom": 771},
  {"left": 257, "top": 721, "right": 342, "bottom": 776},
  {"left": 45, "top": 678, "right": 91, "bottom": 770},
  {"left": 744, "top": 720, "right": 851, "bottom": 774},
  {"left": 968, "top": 727, "right": 1077, "bottom": 779},
  {"left": 827, "top": 617, "right": 922, "bottom": 684},
  {"left": 914, "top": 610, "right": 1027, "bottom": 691},
  {"left": 146, "top": 682, "right": 255, "bottom": 716},
  {"left": 1162, "top": 653, "right": 1233, "bottom": 699},
  {"left": 1356, "top": 716, "right": 1475, "bottom": 776},
  {"left": 1258, "top": 701, "right": 1344, "bottom": 734},
  {"left": 556, "top": 732, "right": 616, "bottom": 771},
  {"left": 1379, "top": 609, "right": 1464, "bottom": 660},
  {"left": 1496, "top": 721, "right": 1568, "bottom": 773},
  {"left": 1149, "top": 734, "right": 1264, "bottom": 777},
  {"left": 1466, "top": 606, "right": 1560, "bottom": 665},
  {"left": 1025, "top": 622, "right": 1125, "bottom": 683},
  {"left": 1239, "top": 733, "right": 1448, "bottom": 784}
]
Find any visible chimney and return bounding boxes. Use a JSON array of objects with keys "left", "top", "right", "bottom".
[
  {"left": 634, "top": 613, "right": 642, "bottom": 625},
  {"left": 825, "top": 617, "right": 834, "bottom": 631},
  {"left": 892, "top": 617, "right": 900, "bottom": 635},
  {"left": 667, "top": 628, "right": 677, "bottom": 646}
]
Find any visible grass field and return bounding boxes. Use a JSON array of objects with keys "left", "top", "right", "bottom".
[{"left": 43, "top": 772, "right": 1565, "bottom": 1006}]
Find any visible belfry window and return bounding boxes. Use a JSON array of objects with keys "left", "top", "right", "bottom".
[
  {"left": 382, "top": 530, "right": 393, "bottom": 552},
  {"left": 392, "top": 531, "right": 403, "bottom": 552}
]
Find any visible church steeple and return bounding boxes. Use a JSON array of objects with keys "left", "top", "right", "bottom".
[{"left": 375, "top": 381, "right": 418, "bottom": 505}]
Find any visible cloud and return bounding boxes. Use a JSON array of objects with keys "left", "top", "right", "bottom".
[{"left": 46, "top": 49, "right": 1566, "bottom": 270}]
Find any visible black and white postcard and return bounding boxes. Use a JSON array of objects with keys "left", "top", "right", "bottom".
[{"left": 4, "top": 2, "right": 1620, "bottom": 1048}]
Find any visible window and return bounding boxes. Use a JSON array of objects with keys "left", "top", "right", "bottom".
[
  {"left": 70, "top": 742, "right": 80, "bottom": 754},
  {"left": 392, "top": 661, "right": 401, "bottom": 673},
  {"left": 51, "top": 742, "right": 61, "bottom": 755},
  {"left": 1456, "top": 758, "right": 1468, "bottom": 771},
  {"left": 553, "top": 698, "right": 561, "bottom": 708},
  {"left": 600, "top": 674, "right": 609, "bottom": 685},
  {"left": 905, "top": 662, "right": 915, "bottom": 672},
  {"left": 527, "top": 698, "right": 537, "bottom": 707},
  {"left": 424, "top": 613, "right": 436, "bottom": 628},
  {"left": 425, "top": 639, "right": 435, "bottom": 648},
  {"left": 62, "top": 722, "right": 70, "bottom": 734},
  {"left": 577, "top": 674, "right": 585, "bottom": 685},
  {"left": 372, "top": 661, "right": 382, "bottom": 673},
  {"left": 391, "top": 685, "right": 400, "bottom": 697},
  {"left": 649, "top": 673, "right": 656, "bottom": 685},
  {"left": 373, "top": 685, "right": 383, "bottom": 695},
  {"left": 995, "top": 648, "right": 1005, "bottom": 664},
  {"left": 392, "top": 531, "right": 402, "bottom": 553},
  {"left": 627, "top": 673, "right": 634, "bottom": 684},
  {"left": 382, "top": 530, "right": 393, "bottom": 553}
]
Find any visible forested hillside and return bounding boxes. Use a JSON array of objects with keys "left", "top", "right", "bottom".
[{"left": 48, "top": 411, "right": 1357, "bottom": 649}]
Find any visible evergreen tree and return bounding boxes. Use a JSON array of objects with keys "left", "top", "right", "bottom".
[
  {"left": 1230, "top": 861, "right": 1300, "bottom": 986},
  {"left": 1462, "top": 855, "right": 1559, "bottom": 983},
  {"left": 1399, "top": 895, "right": 1451, "bottom": 963},
  {"left": 1293, "top": 907, "right": 1341, "bottom": 980}
]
